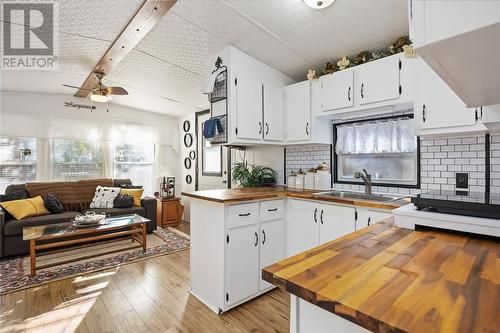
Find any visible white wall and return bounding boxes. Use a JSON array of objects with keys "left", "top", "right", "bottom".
[{"left": 0, "top": 91, "right": 181, "bottom": 194}]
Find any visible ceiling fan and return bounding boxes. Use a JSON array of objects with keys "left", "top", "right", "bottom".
[{"left": 63, "top": 71, "right": 128, "bottom": 103}]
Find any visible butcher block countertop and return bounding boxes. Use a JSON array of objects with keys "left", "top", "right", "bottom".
[
  {"left": 262, "top": 219, "right": 499, "bottom": 333},
  {"left": 181, "top": 186, "right": 409, "bottom": 210}
]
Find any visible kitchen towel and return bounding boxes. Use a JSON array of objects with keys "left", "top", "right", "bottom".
[{"left": 203, "top": 117, "right": 224, "bottom": 139}]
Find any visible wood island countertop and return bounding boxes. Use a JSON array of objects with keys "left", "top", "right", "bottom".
[
  {"left": 262, "top": 218, "right": 500, "bottom": 333},
  {"left": 181, "top": 186, "right": 410, "bottom": 210}
]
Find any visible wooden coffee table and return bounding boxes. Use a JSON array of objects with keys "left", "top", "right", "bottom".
[{"left": 23, "top": 214, "right": 149, "bottom": 276}]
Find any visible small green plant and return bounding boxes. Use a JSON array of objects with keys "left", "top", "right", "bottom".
[{"left": 232, "top": 162, "right": 277, "bottom": 188}]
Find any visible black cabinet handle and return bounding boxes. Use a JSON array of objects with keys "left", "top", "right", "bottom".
[
  {"left": 422, "top": 104, "right": 426, "bottom": 123},
  {"left": 262, "top": 230, "right": 266, "bottom": 244},
  {"left": 239, "top": 213, "right": 251, "bottom": 217},
  {"left": 368, "top": 217, "right": 371, "bottom": 226},
  {"left": 254, "top": 232, "right": 258, "bottom": 247},
  {"left": 354, "top": 209, "right": 358, "bottom": 221},
  {"left": 306, "top": 122, "right": 309, "bottom": 135},
  {"left": 258, "top": 121, "right": 262, "bottom": 135},
  {"left": 313, "top": 208, "right": 318, "bottom": 223},
  {"left": 361, "top": 83, "right": 364, "bottom": 98},
  {"left": 268, "top": 208, "right": 278, "bottom": 212},
  {"left": 320, "top": 209, "right": 324, "bottom": 225},
  {"left": 475, "top": 108, "right": 479, "bottom": 122},
  {"left": 348, "top": 86, "right": 351, "bottom": 101},
  {"left": 265, "top": 122, "right": 269, "bottom": 135}
]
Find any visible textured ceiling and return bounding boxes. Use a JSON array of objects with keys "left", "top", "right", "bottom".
[{"left": 1, "top": 0, "right": 408, "bottom": 117}]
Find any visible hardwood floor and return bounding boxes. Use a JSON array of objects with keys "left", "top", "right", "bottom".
[{"left": 0, "top": 222, "right": 290, "bottom": 333}]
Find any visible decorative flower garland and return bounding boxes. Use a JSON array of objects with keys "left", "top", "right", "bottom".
[{"left": 307, "top": 36, "right": 415, "bottom": 80}]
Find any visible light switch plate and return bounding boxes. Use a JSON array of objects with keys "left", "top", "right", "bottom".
[{"left": 456, "top": 173, "right": 468, "bottom": 189}]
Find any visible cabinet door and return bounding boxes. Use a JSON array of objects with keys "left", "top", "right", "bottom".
[
  {"left": 319, "top": 204, "right": 356, "bottom": 245},
  {"left": 320, "top": 70, "right": 354, "bottom": 112},
  {"left": 356, "top": 208, "right": 392, "bottom": 229},
  {"left": 287, "top": 200, "right": 319, "bottom": 256},
  {"left": 357, "top": 55, "right": 400, "bottom": 105},
  {"left": 259, "top": 219, "right": 285, "bottom": 290},
  {"left": 285, "top": 81, "right": 311, "bottom": 142},
  {"left": 415, "top": 59, "right": 475, "bottom": 130},
  {"left": 263, "top": 83, "right": 284, "bottom": 141},
  {"left": 236, "top": 76, "right": 263, "bottom": 140},
  {"left": 226, "top": 224, "right": 259, "bottom": 306}
]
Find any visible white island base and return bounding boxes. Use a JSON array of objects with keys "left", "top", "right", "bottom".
[{"left": 290, "top": 295, "right": 369, "bottom": 333}]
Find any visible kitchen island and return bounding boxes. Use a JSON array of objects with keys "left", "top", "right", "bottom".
[
  {"left": 262, "top": 218, "right": 499, "bottom": 333},
  {"left": 182, "top": 187, "right": 408, "bottom": 314}
]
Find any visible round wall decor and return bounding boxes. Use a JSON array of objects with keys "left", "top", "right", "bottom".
[
  {"left": 189, "top": 150, "right": 196, "bottom": 160},
  {"left": 183, "top": 120, "right": 190, "bottom": 132},
  {"left": 184, "top": 157, "right": 192, "bottom": 169},
  {"left": 184, "top": 133, "right": 193, "bottom": 147},
  {"left": 185, "top": 175, "right": 192, "bottom": 184}
]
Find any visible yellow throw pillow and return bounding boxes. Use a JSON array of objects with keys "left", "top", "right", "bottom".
[
  {"left": 0, "top": 196, "right": 50, "bottom": 220},
  {"left": 120, "top": 189, "right": 144, "bottom": 206}
]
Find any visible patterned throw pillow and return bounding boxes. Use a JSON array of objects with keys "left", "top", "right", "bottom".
[{"left": 89, "top": 186, "right": 121, "bottom": 209}]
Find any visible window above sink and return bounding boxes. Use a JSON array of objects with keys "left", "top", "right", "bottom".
[{"left": 333, "top": 115, "right": 420, "bottom": 188}]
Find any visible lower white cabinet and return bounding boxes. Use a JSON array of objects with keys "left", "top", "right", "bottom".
[
  {"left": 287, "top": 200, "right": 357, "bottom": 257},
  {"left": 226, "top": 223, "right": 260, "bottom": 307},
  {"left": 259, "top": 219, "right": 285, "bottom": 290},
  {"left": 356, "top": 208, "right": 392, "bottom": 229}
]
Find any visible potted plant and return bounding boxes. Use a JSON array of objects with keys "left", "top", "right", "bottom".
[{"left": 232, "top": 162, "right": 277, "bottom": 188}]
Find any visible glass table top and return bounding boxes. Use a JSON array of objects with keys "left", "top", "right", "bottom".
[{"left": 23, "top": 214, "right": 150, "bottom": 241}]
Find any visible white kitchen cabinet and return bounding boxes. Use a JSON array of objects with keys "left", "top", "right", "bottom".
[
  {"left": 317, "top": 53, "right": 413, "bottom": 118},
  {"left": 355, "top": 208, "right": 392, "bottom": 229},
  {"left": 285, "top": 81, "right": 311, "bottom": 143},
  {"left": 320, "top": 69, "right": 354, "bottom": 112},
  {"left": 414, "top": 57, "right": 485, "bottom": 136},
  {"left": 285, "top": 81, "right": 331, "bottom": 145},
  {"left": 287, "top": 199, "right": 319, "bottom": 256},
  {"left": 357, "top": 55, "right": 401, "bottom": 106},
  {"left": 226, "top": 223, "right": 260, "bottom": 307},
  {"left": 235, "top": 76, "right": 263, "bottom": 140},
  {"left": 319, "top": 204, "right": 356, "bottom": 244},
  {"left": 263, "top": 83, "right": 284, "bottom": 142},
  {"left": 259, "top": 219, "right": 285, "bottom": 290}
]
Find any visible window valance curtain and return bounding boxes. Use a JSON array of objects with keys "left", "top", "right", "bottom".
[{"left": 336, "top": 118, "right": 416, "bottom": 154}]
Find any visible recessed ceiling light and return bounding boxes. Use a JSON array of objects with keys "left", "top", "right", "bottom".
[{"left": 303, "top": 0, "right": 335, "bottom": 10}]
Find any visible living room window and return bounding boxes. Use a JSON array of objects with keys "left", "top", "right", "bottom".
[
  {"left": 114, "top": 143, "right": 154, "bottom": 195},
  {"left": 52, "top": 139, "right": 104, "bottom": 181},
  {"left": 0, "top": 137, "right": 37, "bottom": 193}
]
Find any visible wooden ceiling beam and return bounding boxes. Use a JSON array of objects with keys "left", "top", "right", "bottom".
[{"left": 75, "top": 0, "right": 176, "bottom": 97}]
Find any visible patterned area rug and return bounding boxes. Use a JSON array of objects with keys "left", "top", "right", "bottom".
[{"left": 0, "top": 227, "right": 189, "bottom": 295}]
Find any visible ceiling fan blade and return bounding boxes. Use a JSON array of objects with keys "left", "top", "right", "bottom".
[
  {"left": 105, "top": 86, "right": 128, "bottom": 95},
  {"left": 62, "top": 84, "right": 93, "bottom": 91}
]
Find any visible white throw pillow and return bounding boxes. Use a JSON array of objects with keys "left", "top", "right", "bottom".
[{"left": 89, "top": 186, "right": 121, "bottom": 209}]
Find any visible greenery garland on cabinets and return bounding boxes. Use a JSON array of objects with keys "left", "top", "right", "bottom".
[{"left": 306, "top": 36, "right": 416, "bottom": 80}]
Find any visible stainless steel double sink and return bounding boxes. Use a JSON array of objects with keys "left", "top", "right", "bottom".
[{"left": 313, "top": 190, "right": 405, "bottom": 202}]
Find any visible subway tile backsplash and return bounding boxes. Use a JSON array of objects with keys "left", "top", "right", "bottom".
[{"left": 284, "top": 133, "right": 500, "bottom": 194}]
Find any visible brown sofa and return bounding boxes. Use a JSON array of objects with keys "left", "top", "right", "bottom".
[{"left": 0, "top": 178, "right": 157, "bottom": 258}]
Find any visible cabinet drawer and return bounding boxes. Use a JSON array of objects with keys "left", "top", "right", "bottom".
[
  {"left": 260, "top": 200, "right": 284, "bottom": 222},
  {"left": 228, "top": 203, "right": 259, "bottom": 228}
]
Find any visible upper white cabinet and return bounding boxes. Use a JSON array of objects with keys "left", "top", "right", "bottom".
[
  {"left": 410, "top": 0, "right": 500, "bottom": 107},
  {"left": 263, "top": 83, "right": 284, "bottom": 142},
  {"left": 235, "top": 76, "right": 263, "bottom": 140},
  {"left": 318, "top": 53, "right": 413, "bottom": 117},
  {"left": 357, "top": 55, "right": 401, "bottom": 105},
  {"left": 320, "top": 69, "right": 354, "bottom": 111},
  {"left": 414, "top": 57, "right": 486, "bottom": 136},
  {"left": 209, "top": 46, "right": 294, "bottom": 146},
  {"left": 284, "top": 81, "right": 331, "bottom": 144}
]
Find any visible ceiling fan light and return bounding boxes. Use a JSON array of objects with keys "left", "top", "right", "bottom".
[
  {"left": 303, "top": 0, "right": 335, "bottom": 9},
  {"left": 91, "top": 93, "right": 109, "bottom": 103}
]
